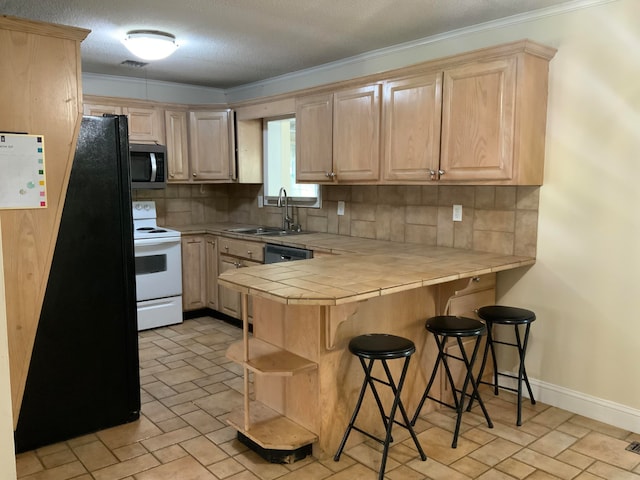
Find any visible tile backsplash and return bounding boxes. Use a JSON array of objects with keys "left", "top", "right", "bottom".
[{"left": 134, "top": 183, "right": 539, "bottom": 257}]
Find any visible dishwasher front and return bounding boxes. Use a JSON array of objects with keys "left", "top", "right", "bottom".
[{"left": 264, "top": 243, "right": 313, "bottom": 264}]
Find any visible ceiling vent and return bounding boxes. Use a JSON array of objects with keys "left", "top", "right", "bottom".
[{"left": 121, "top": 60, "right": 148, "bottom": 68}]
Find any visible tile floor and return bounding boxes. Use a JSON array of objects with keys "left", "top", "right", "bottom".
[{"left": 15, "top": 316, "right": 640, "bottom": 480}]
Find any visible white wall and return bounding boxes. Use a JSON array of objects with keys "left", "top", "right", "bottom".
[
  {"left": 39, "top": 0, "right": 640, "bottom": 431},
  {"left": 0, "top": 221, "right": 17, "bottom": 478}
]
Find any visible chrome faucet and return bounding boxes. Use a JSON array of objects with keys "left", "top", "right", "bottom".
[{"left": 277, "top": 187, "right": 292, "bottom": 231}]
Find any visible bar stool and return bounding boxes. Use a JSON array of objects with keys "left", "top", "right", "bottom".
[
  {"left": 473, "top": 305, "right": 536, "bottom": 426},
  {"left": 411, "top": 316, "right": 493, "bottom": 448},
  {"left": 334, "top": 333, "right": 427, "bottom": 480}
]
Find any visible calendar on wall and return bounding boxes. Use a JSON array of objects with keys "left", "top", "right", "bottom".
[{"left": 0, "top": 133, "right": 47, "bottom": 209}]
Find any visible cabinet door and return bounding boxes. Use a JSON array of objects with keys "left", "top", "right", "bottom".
[
  {"left": 165, "top": 110, "right": 190, "bottom": 181},
  {"left": 383, "top": 73, "right": 442, "bottom": 182},
  {"left": 333, "top": 84, "right": 381, "bottom": 182},
  {"left": 218, "top": 257, "right": 260, "bottom": 320},
  {"left": 189, "top": 110, "right": 232, "bottom": 181},
  {"left": 181, "top": 236, "right": 207, "bottom": 311},
  {"left": 83, "top": 103, "right": 122, "bottom": 116},
  {"left": 125, "top": 107, "right": 164, "bottom": 144},
  {"left": 205, "top": 235, "right": 218, "bottom": 310},
  {"left": 440, "top": 57, "right": 516, "bottom": 182},
  {"left": 296, "top": 93, "right": 333, "bottom": 182}
]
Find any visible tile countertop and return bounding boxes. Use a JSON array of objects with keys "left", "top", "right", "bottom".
[{"left": 173, "top": 223, "right": 535, "bottom": 306}]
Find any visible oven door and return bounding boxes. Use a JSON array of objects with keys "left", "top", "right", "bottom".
[{"left": 134, "top": 237, "right": 182, "bottom": 302}]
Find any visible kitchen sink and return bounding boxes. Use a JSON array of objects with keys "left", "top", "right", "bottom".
[{"left": 224, "top": 226, "right": 307, "bottom": 236}]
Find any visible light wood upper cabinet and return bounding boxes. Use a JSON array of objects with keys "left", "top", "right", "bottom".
[
  {"left": 296, "top": 93, "right": 333, "bottom": 182},
  {"left": 83, "top": 102, "right": 164, "bottom": 144},
  {"left": 165, "top": 109, "right": 190, "bottom": 181},
  {"left": 126, "top": 106, "right": 164, "bottom": 144},
  {"left": 189, "top": 110, "right": 235, "bottom": 181},
  {"left": 440, "top": 57, "right": 517, "bottom": 183},
  {"left": 382, "top": 72, "right": 443, "bottom": 182},
  {"left": 296, "top": 84, "right": 381, "bottom": 183},
  {"left": 333, "top": 84, "right": 381, "bottom": 182}
]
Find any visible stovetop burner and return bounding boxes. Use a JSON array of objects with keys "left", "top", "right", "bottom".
[{"left": 132, "top": 201, "right": 181, "bottom": 241}]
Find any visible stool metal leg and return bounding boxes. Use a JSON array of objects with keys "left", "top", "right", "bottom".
[
  {"left": 379, "top": 357, "right": 426, "bottom": 478},
  {"left": 456, "top": 337, "right": 493, "bottom": 435},
  {"left": 335, "top": 356, "right": 426, "bottom": 480},
  {"left": 380, "top": 359, "right": 426, "bottom": 463},
  {"left": 334, "top": 358, "right": 389, "bottom": 461},
  {"left": 410, "top": 334, "right": 449, "bottom": 426},
  {"left": 515, "top": 323, "right": 536, "bottom": 426}
]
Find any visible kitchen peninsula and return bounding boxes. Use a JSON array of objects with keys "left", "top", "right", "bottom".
[{"left": 217, "top": 234, "right": 534, "bottom": 458}]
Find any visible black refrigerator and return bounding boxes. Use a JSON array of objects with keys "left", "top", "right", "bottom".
[{"left": 14, "top": 115, "right": 141, "bottom": 452}]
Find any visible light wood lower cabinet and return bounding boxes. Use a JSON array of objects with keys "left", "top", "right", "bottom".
[
  {"left": 205, "top": 235, "right": 219, "bottom": 310},
  {"left": 217, "top": 237, "right": 264, "bottom": 320}
]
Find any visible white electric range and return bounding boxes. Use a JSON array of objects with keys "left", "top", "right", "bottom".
[{"left": 132, "top": 201, "right": 182, "bottom": 331}]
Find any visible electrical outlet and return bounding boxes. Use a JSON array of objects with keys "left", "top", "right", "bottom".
[
  {"left": 337, "top": 201, "right": 345, "bottom": 216},
  {"left": 257, "top": 195, "right": 263, "bottom": 208},
  {"left": 453, "top": 204, "right": 462, "bottom": 222}
]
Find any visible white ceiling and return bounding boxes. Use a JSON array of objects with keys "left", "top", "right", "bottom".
[{"left": 2, "top": 0, "right": 572, "bottom": 89}]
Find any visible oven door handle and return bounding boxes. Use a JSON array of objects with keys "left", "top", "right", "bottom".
[{"left": 134, "top": 237, "right": 181, "bottom": 247}]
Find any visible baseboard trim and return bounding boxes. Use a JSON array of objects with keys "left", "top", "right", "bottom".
[{"left": 498, "top": 372, "right": 640, "bottom": 433}]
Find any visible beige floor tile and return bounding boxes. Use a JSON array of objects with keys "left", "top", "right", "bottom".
[
  {"left": 135, "top": 456, "right": 217, "bottom": 480},
  {"left": 91, "top": 454, "right": 159, "bottom": 480},
  {"left": 572, "top": 432, "right": 640, "bottom": 471},
  {"left": 209, "top": 457, "right": 247, "bottom": 479},
  {"left": 528, "top": 430, "right": 577, "bottom": 457},
  {"left": 494, "top": 457, "right": 535, "bottom": 479},
  {"left": 16, "top": 318, "right": 640, "bottom": 480},
  {"left": 468, "top": 437, "right": 522, "bottom": 467},
  {"left": 587, "top": 460, "right": 640, "bottom": 479},
  {"left": 512, "top": 448, "right": 580, "bottom": 479},
  {"left": 72, "top": 440, "right": 118, "bottom": 471}
]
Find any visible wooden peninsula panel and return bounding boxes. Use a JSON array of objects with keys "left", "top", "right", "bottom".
[{"left": 0, "top": 16, "right": 88, "bottom": 425}]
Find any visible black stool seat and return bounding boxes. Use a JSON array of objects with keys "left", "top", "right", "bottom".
[
  {"left": 473, "top": 305, "right": 536, "bottom": 426},
  {"left": 335, "top": 334, "right": 426, "bottom": 479},
  {"left": 349, "top": 333, "right": 415, "bottom": 359},
  {"left": 477, "top": 306, "right": 536, "bottom": 325},
  {"left": 426, "top": 315, "right": 487, "bottom": 336},
  {"left": 411, "top": 316, "right": 493, "bottom": 448}
]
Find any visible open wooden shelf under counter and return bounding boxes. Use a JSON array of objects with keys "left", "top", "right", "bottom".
[
  {"left": 226, "top": 338, "right": 317, "bottom": 376},
  {"left": 227, "top": 401, "right": 318, "bottom": 450}
]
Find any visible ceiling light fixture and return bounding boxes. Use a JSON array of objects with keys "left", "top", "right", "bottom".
[{"left": 122, "top": 30, "right": 178, "bottom": 61}]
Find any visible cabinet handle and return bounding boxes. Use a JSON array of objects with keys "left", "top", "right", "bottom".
[
  {"left": 224, "top": 245, "right": 229, "bottom": 251},
  {"left": 438, "top": 170, "right": 446, "bottom": 176},
  {"left": 325, "top": 172, "right": 336, "bottom": 179},
  {"left": 472, "top": 276, "right": 480, "bottom": 282},
  {"left": 247, "top": 250, "right": 252, "bottom": 256},
  {"left": 192, "top": 172, "right": 197, "bottom": 177}
]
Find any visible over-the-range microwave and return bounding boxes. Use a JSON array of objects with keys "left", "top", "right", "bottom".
[{"left": 130, "top": 143, "right": 167, "bottom": 189}]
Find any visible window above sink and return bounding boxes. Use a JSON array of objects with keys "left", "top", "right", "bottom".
[{"left": 263, "top": 116, "right": 321, "bottom": 208}]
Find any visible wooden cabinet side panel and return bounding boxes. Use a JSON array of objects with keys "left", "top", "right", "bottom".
[
  {"left": 0, "top": 22, "right": 86, "bottom": 425},
  {"left": 189, "top": 111, "right": 231, "bottom": 181},
  {"left": 181, "top": 236, "right": 207, "bottom": 311},
  {"left": 333, "top": 84, "right": 381, "bottom": 182},
  {"left": 165, "top": 110, "right": 190, "bottom": 181},
  {"left": 440, "top": 58, "right": 516, "bottom": 182},
  {"left": 382, "top": 73, "right": 442, "bottom": 182},
  {"left": 205, "top": 235, "right": 218, "bottom": 310},
  {"left": 295, "top": 94, "right": 333, "bottom": 182}
]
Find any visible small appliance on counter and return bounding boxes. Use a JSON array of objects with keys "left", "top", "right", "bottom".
[{"left": 132, "top": 201, "right": 183, "bottom": 331}]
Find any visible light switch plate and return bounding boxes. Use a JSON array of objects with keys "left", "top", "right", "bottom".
[
  {"left": 453, "top": 204, "right": 462, "bottom": 222},
  {"left": 337, "top": 201, "right": 345, "bottom": 216}
]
